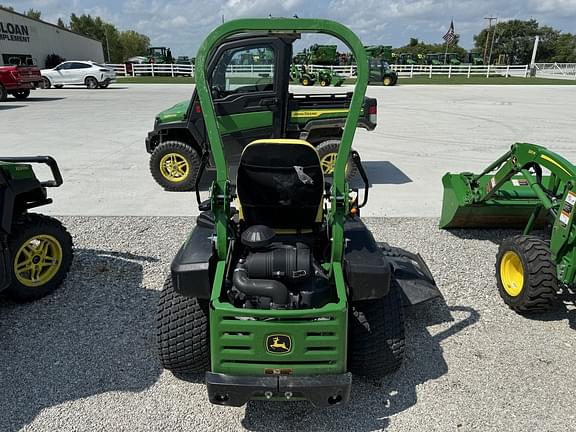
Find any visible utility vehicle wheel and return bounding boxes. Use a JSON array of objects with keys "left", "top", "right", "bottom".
[
  {"left": 13, "top": 89, "right": 31, "bottom": 99},
  {"left": 150, "top": 141, "right": 200, "bottom": 191},
  {"left": 496, "top": 235, "right": 558, "bottom": 314},
  {"left": 383, "top": 76, "right": 393, "bottom": 86},
  {"left": 0, "top": 84, "right": 7, "bottom": 101},
  {"left": 41, "top": 77, "right": 51, "bottom": 89},
  {"left": 7, "top": 214, "right": 73, "bottom": 302},
  {"left": 348, "top": 280, "right": 405, "bottom": 376},
  {"left": 156, "top": 276, "right": 210, "bottom": 373},
  {"left": 85, "top": 77, "right": 98, "bottom": 89},
  {"left": 316, "top": 140, "right": 358, "bottom": 179}
]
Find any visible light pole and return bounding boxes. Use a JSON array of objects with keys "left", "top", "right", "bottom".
[{"left": 104, "top": 28, "right": 111, "bottom": 63}]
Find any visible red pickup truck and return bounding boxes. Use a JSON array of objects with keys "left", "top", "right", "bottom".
[{"left": 0, "top": 65, "right": 43, "bottom": 101}]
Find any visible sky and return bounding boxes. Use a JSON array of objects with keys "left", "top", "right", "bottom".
[{"left": 2, "top": 0, "right": 576, "bottom": 56}]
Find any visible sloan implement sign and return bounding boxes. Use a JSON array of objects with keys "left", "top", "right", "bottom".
[{"left": 0, "top": 21, "right": 31, "bottom": 43}]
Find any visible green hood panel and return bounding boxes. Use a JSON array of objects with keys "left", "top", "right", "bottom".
[{"left": 157, "top": 100, "right": 191, "bottom": 124}]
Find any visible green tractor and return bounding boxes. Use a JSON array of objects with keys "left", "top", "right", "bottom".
[
  {"left": 0, "top": 157, "right": 73, "bottom": 302},
  {"left": 396, "top": 53, "right": 420, "bottom": 65},
  {"left": 441, "top": 143, "right": 576, "bottom": 315},
  {"left": 289, "top": 63, "right": 317, "bottom": 86},
  {"left": 317, "top": 68, "right": 345, "bottom": 87},
  {"left": 148, "top": 46, "right": 173, "bottom": 64},
  {"left": 155, "top": 17, "right": 440, "bottom": 408}
]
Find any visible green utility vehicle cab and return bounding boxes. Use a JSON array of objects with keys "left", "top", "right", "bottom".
[
  {"left": 0, "top": 157, "right": 73, "bottom": 301},
  {"left": 369, "top": 58, "right": 398, "bottom": 86},
  {"left": 155, "top": 17, "right": 439, "bottom": 408},
  {"left": 146, "top": 43, "right": 377, "bottom": 191}
]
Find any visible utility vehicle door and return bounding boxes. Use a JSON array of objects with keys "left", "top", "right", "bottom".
[{"left": 199, "top": 37, "right": 291, "bottom": 163}]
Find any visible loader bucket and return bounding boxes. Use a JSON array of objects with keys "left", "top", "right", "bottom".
[{"left": 440, "top": 173, "right": 548, "bottom": 229}]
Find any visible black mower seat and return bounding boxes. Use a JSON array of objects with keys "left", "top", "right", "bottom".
[{"left": 236, "top": 139, "right": 324, "bottom": 230}]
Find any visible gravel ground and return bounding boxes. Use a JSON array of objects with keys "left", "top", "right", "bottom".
[{"left": 0, "top": 216, "right": 574, "bottom": 432}]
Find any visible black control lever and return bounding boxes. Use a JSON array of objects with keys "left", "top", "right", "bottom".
[{"left": 350, "top": 150, "right": 369, "bottom": 208}]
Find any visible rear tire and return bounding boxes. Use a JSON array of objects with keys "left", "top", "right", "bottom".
[
  {"left": 348, "top": 281, "right": 405, "bottom": 377},
  {"left": 383, "top": 76, "right": 393, "bottom": 86},
  {"left": 85, "top": 77, "right": 98, "bottom": 89},
  {"left": 150, "top": 140, "right": 200, "bottom": 191},
  {"left": 7, "top": 214, "right": 73, "bottom": 302},
  {"left": 0, "top": 84, "right": 7, "bottom": 101},
  {"left": 13, "top": 89, "right": 30, "bottom": 99},
  {"left": 156, "top": 276, "right": 210, "bottom": 373},
  {"left": 496, "top": 235, "right": 558, "bottom": 314},
  {"left": 99, "top": 82, "right": 110, "bottom": 89},
  {"left": 315, "top": 140, "right": 358, "bottom": 180},
  {"left": 41, "top": 77, "right": 51, "bottom": 89}
]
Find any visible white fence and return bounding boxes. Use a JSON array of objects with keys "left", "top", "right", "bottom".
[
  {"left": 534, "top": 63, "right": 576, "bottom": 80},
  {"left": 106, "top": 62, "right": 576, "bottom": 80}
]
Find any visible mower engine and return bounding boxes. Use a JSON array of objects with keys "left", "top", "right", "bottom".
[{"left": 228, "top": 225, "right": 331, "bottom": 310}]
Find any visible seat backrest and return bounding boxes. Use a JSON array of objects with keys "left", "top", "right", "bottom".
[{"left": 236, "top": 139, "right": 324, "bottom": 230}]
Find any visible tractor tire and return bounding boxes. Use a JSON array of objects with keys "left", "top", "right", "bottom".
[
  {"left": 0, "top": 84, "right": 7, "bottom": 101},
  {"left": 320, "top": 79, "right": 330, "bottom": 87},
  {"left": 13, "top": 89, "right": 31, "bottom": 99},
  {"left": 348, "top": 280, "right": 405, "bottom": 377},
  {"left": 41, "top": 77, "right": 51, "bottom": 89},
  {"left": 300, "top": 77, "right": 314, "bottom": 86},
  {"left": 496, "top": 235, "right": 558, "bottom": 314},
  {"left": 383, "top": 76, "right": 394, "bottom": 86},
  {"left": 85, "top": 77, "right": 98, "bottom": 89},
  {"left": 150, "top": 140, "right": 200, "bottom": 191},
  {"left": 156, "top": 276, "right": 210, "bottom": 373},
  {"left": 6, "top": 214, "right": 73, "bottom": 302},
  {"left": 316, "top": 140, "right": 358, "bottom": 180}
]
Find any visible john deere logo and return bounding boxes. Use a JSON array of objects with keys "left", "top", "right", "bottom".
[{"left": 266, "top": 335, "right": 291, "bottom": 354}]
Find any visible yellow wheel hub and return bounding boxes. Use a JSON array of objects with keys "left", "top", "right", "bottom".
[
  {"left": 302, "top": 78, "right": 309, "bottom": 86},
  {"left": 383, "top": 77, "right": 391, "bottom": 86},
  {"left": 14, "top": 234, "right": 62, "bottom": 288},
  {"left": 160, "top": 152, "right": 190, "bottom": 183},
  {"left": 320, "top": 152, "right": 338, "bottom": 175},
  {"left": 500, "top": 251, "right": 524, "bottom": 297}
]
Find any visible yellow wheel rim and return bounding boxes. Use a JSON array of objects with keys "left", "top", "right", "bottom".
[
  {"left": 320, "top": 152, "right": 338, "bottom": 175},
  {"left": 302, "top": 78, "right": 309, "bottom": 86},
  {"left": 14, "top": 234, "right": 62, "bottom": 288},
  {"left": 500, "top": 251, "right": 524, "bottom": 297},
  {"left": 160, "top": 152, "right": 190, "bottom": 183},
  {"left": 320, "top": 80, "right": 327, "bottom": 87},
  {"left": 383, "top": 77, "right": 391, "bottom": 86}
]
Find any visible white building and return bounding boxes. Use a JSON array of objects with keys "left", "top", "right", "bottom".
[{"left": 0, "top": 7, "right": 104, "bottom": 67}]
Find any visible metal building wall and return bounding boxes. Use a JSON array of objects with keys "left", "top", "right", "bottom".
[{"left": 0, "top": 8, "right": 104, "bottom": 67}]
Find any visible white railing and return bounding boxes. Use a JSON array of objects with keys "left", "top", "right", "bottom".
[
  {"left": 105, "top": 63, "right": 556, "bottom": 80},
  {"left": 390, "top": 63, "right": 530, "bottom": 78},
  {"left": 534, "top": 63, "right": 576, "bottom": 80}
]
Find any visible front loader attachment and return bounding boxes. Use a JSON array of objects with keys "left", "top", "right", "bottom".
[
  {"left": 440, "top": 142, "right": 576, "bottom": 286},
  {"left": 440, "top": 172, "right": 547, "bottom": 229}
]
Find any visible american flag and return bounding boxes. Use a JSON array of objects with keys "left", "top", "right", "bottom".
[{"left": 443, "top": 20, "right": 456, "bottom": 44}]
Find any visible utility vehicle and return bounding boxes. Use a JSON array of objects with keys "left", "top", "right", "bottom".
[{"left": 0, "top": 157, "right": 73, "bottom": 301}]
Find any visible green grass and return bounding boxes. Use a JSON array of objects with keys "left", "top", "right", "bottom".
[
  {"left": 119, "top": 76, "right": 195, "bottom": 84},
  {"left": 397, "top": 75, "right": 576, "bottom": 85},
  {"left": 118, "top": 75, "right": 576, "bottom": 86}
]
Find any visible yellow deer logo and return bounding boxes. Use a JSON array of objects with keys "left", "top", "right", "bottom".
[{"left": 266, "top": 335, "right": 291, "bottom": 353}]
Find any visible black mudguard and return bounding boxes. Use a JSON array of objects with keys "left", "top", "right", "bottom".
[
  {"left": 0, "top": 240, "right": 11, "bottom": 292},
  {"left": 378, "top": 242, "right": 442, "bottom": 306},
  {"left": 171, "top": 213, "right": 216, "bottom": 299}
]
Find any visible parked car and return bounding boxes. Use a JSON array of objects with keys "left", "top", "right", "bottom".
[
  {"left": 0, "top": 64, "right": 42, "bottom": 101},
  {"left": 41, "top": 61, "right": 116, "bottom": 89}
]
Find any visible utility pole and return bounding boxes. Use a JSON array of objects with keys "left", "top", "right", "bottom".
[
  {"left": 483, "top": 16, "right": 497, "bottom": 64},
  {"left": 104, "top": 29, "right": 111, "bottom": 63}
]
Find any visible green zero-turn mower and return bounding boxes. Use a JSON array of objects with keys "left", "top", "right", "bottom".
[
  {"left": 155, "top": 18, "right": 440, "bottom": 408},
  {"left": 0, "top": 157, "right": 73, "bottom": 301},
  {"left": 441, "top": 143, "right": 576, "bottom": 314}
]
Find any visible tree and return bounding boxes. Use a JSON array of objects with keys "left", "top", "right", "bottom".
[
  {"left": 472, "top": 19, "right": 576, "bottom": 64},
  {"left": 57, "top": 18, "right": 67, "bottom": 29},
  {"left": 25, "top": 8, "right": 41, "bottom": 19},
  {"left": 119, "top": 30, "right": 150, "bottom": 59},
  {"left": 0, "top": 4, "right": 14, "bottom": 11},
  {"left": 69, "top": 13, "right": 150, "bottom": 63}
]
